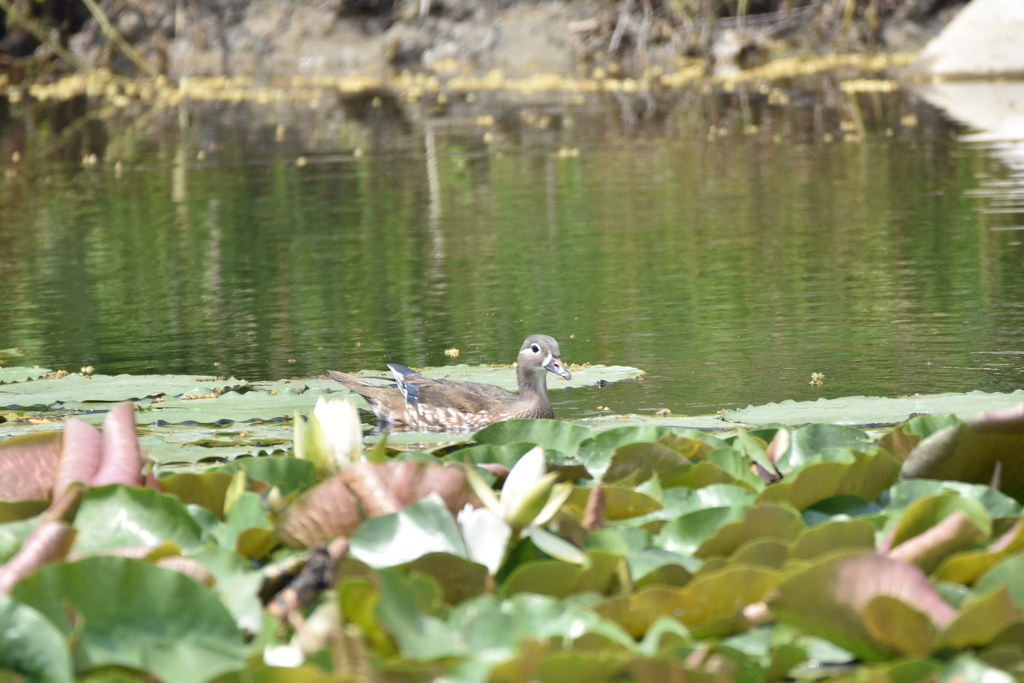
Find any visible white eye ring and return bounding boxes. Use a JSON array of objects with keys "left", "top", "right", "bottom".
[{"left": 530, "top": 344, "right": 540, "bottom": 353}]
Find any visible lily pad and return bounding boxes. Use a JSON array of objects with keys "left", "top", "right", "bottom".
[
  {"left": 884, "top": 480, "right": 1023, "bottom": 521},
  {"left": 139, "top": 424, "right": 294, "bottom": 465},
  {"left": 769, "top": 549, "right": 956, "bottom": 661},
  {"left": 474, "top": 419, "right": 594, "bottom": 460},
  {"left": 210, "top": 491, "right": 276, "bottom": 558},
  {"left": 0, "top": 368, "right": 52, "bottom": 384},
  {"left": 449, "top": 592, "right": 636, "bottom": 652},
  {"left": 771, "top": 425, "right": 877, "bottom": 473},
  {"left": 131, "top": 390, "right": 338, "bottom": 426},
  {"left": 403, "top": 552, "right": 490, "bottom": 606},
  {"left": 565, "top": 485, "right": 662, "bottom": 521},
  {"left": 574, "top": 414, "right": 738, "bottom": 432},
  {"left": 722, "top": 392, "right": 1024, "bottom": 427},
  {"left": 189, "top": 546, "right": 266, "bottom": 634},
  {"left": 218, "top": 457, "right": 317, "bottom": 495},
  {"left": 974, "top": 553, "right": 1024, "bottom": 609},
  {"left": 0, "top": 374, "right": 247, "bottom": 408},
  {"left": 880, "top": 414, "right": 962, "bottom": 462},
  {"left": 349, "top": 494, "right": 468, "bottom": 568},
  {"left": 373, "top": 568, "right": 461, "bottom": 660},
  {"left": 937, "top": 586, "right": 1021, "bottom": 650},
  {"left": 576, "top": 426, "right": 672, "bottom": 481},
  {"left": 10, "top": 556, "right": 245, "bottom": 674},
  {"left": 900, "top": 404, "right": 1024, "bottom": 499},
  {"left": 694, "top": 503, "right": 805, "bottom": 559},
  {"left": 626, "top": 484, "right": 756, "bottom": 529},
  {"left": 594, "top": 564, "right": 780, "bottom": 638},
  {"left": 757, "top": 448, "right": 900, "bottom": 511},
  {"left": 502, "top": 549, "right": 620, "bottom": 598},
  {"left": 935, "top": 519, "right": 1024, "bottom": 585},
  {"left": 71, "top": 484, "right": 204, "bottom": 555},
  {"left": 0, "top": 593, "right": 74, "bottom": 683},
  {"left": 655, "top": 506, "right": 749, "bottom": 556}
]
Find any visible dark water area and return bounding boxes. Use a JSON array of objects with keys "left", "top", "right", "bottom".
[{"left": 1, "top": 79, "right": 1023, "bottom": 421}]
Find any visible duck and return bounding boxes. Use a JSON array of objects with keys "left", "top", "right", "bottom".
[{"left": 327, "top": 334, "right": 571, "bottom": 432}]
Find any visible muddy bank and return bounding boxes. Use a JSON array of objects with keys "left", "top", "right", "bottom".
[{"left": 1, "top": 0, "right": 965, "bottom": 82}]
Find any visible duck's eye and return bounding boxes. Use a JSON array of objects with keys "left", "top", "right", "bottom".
[{"left": 530, "top": 344, "right": 541, "bottom": 353}]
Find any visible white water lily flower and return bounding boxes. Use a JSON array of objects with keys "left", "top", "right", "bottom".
[
  {"left": 263, "top": 644, "right": 305, "bottom": 668},
  {"left": 313, "top": 396, "right": 363, "bottom": 472},
  {"left": 462, "top": 445, "right": 583, "bottom": 572},
  {"left": 456, "top": 503, "right": 512, "bottom": 575}
]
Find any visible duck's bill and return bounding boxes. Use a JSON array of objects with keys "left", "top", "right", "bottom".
[{"left": 545, "top": 358, "right": 571, "bottom": 380}]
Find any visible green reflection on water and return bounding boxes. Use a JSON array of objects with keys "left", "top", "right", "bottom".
[{"left": 1, "top": 93, "right": 1022, "bottom": 421}]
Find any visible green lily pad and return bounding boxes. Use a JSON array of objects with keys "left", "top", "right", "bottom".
[
  {"left": 138, "top": 640, "right": 244, "bottom": 683},
  {"left": 449, "top": 592, "right": 636, "bottom": 652},
  {"left": 210, "top": 491, "right": 275, "bottom": 558},
  {"left": 788, "top": 519, "right": 878, "bottom": 560},
  {"left": 139, "top": 424, "right": 294, "bottom": 465},
  {"left": 935, "top": 519, "right": 1024, "bottom": 585},
  {"left": 974, "top": 553, "right": 1024, "bottom": 608},
  {"left": 217, "top": 457, "right": 317, "bottom": 495},
  {"left": 535, "top": 650, "right": 631, "bottom": 683},
  {"left": 694, "top": 503, "right": 805, "bottom": 559},
  {"left": 602, "top": 438, "right": 706, "bottom": 486},
  {"left": 901, "top": 404, "right": 1024, "bottom": 499},
  {"left": 348, "top": 494, "right": 467, "bottom": 568},
  {"left": 189, "top": 546, "right": 265, "bottom": 635},
  {"left": 938, "top": 586, "right": 1021, "bottom": 650},
  {"left": 473, "top": 419, "right": 594, "bottom": 460},
  {"left": 0, "top": 368, "right": 52, "bottom": 384},
  {"left": 10, "top": 556, "right": 244, "bottom": 673},
  {"left": 502, "top": 549, "right": 620, "bottom": 598},
  {"left": 0, "top": 593, "right": 74, "bottom": 683},
  {"left": 576, "top": 426, "right": 671, "bottom": 481},
  {"left": 629, "top": 549, "right": 696, "bottom": 587},
  {"left": 771, "top": 425, "right": 876, "bottom": 473},
  {"left": 0, "top": 374, "right": 247, "bottom": 408},
  {"left": 565, "top": 485, "right": 662, "bottom": 521},
  {"left": 594, "top": 564, "right": 780, "bottom": 638},
  {"left": 880, "top": 414, "right": 962, "bottom": 462},
  {"left": 721, "top": 391, "right": 1024, "bottom": 427},
  {"left": 889, "top": 509, "right": 989, "bottom": 574},
  {"left": 627, "top": 485, "right": 756, "bottom": 530},
  {"left": 884, "top": 480, "right": 1023, "bottom": 521},
  {"left": 728, "top": 538, "right": 791, "bottom": 569},
  {"left": 862, "top": 595, "right": 936, "bottom": 657},
  {"left": 131, "top": 390, "right": 336, "bottom": 426},
  {"left": 655, "top": 505, "right": 748, "bottom": 556},
  {"left": 757, "top": 448, "right": 900, "bottom": 511},
  {"left": 374, "top": 568, "right": 461, "bottom": 660},
  {"left": 158, "top": 471, "right": 235, "bottom": 519},
  {"left": 403, "top": 552, "right": 489, "bottom": 606},
  {"left": 208, "top": 663, "right": 343, "bottom": 683},
  {"left": 887, "top": 495, "right": 991, "bottom": 549},
  {"left": 574, "top": 414, "right": 739, "bottom": 431},
  {"left": 444, "top": 442, "right": 537, "bottom": 468},
  {"left": 769, "top": 549, "right": 956, "bottom": 661},
  {"left": 71, "top": 485, "right": 204, "bottom": 555}
]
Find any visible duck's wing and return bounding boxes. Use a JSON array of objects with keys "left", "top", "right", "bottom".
[
  {"left": 388, "top": 364, "right": 518, "bottom": 413},
  {"left": 326, "top": 370, "right": 405, "bottom": 415}
]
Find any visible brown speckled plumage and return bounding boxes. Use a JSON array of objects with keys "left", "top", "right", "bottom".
[{"left": 327, "top": 335, "right": 571, "bottom": 432}]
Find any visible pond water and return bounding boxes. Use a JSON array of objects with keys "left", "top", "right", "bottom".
[{"left": 1, "top": 77, "right": 1022, "bottom": 422}]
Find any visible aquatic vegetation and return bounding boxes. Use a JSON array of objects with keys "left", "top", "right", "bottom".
[{"left": 1, "top": 368, "right": 1024, "bottom": 682}]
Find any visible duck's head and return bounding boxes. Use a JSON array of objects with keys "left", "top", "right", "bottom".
[{"left": 518, "top": 334, "right": 571, "bottom": 381}]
